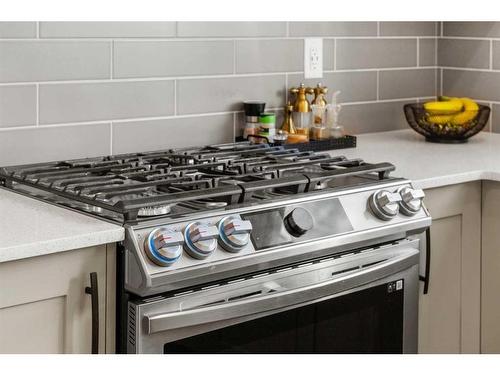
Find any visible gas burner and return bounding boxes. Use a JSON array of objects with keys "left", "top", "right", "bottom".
[
  {"left": 0, "top": 142, "right": 396, "bottom": 223},
  {"left": 138, "top": 204, "right": 174, "bottom": 217}
]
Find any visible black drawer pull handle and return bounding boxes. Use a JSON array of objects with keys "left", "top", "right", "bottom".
[
  {"left": 419, "top": 228, "right": 431, "bottom": 295},
  {"left": 85, "top": 272, "right": 99, "bottom": 354}
]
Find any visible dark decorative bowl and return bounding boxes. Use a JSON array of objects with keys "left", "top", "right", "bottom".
[{"left": 404, "top": 103, "right": 490, "bottom": 143}]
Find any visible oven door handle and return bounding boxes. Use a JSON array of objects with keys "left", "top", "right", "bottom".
[{"left": 144, "top": 247, "right": 418, "bottom": 334}]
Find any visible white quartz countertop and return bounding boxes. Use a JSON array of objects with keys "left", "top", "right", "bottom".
[
  {"left": 328, "top": 129, "right": 500, "bottom": 190},
  {"left": 0, "top": 188, "right": 124, "bottom": 263}
]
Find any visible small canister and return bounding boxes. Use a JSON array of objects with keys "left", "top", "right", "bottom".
[{"left": 259, "top": 112, "right": 276, "bottom": 141}]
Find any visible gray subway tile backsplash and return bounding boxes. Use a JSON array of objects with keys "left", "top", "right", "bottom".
[
  {"left": 177, "top": 75, "right": 286, "bottom": 115},
  {"left": 177, "top": 22, "right": 287, "bottom": 37},
  {"left": 442, "top": 69, "right": 500, "bottom": 102},
  {"left": 0, "top": 85, "right": 37, "bottom": 128},
  {"left": 0, "top": 22, "right": 37, "bottom": 38},
  {"left": 114, "top": 40, "right": 234, "bottom": 78},
  {"left": 419, "top": 38, "right": 437, "bottom": 66},
  {"left": 340, "top": 101, "right": 409, "bottom": 134},
  {"left": 39, "top": 22, "right": 176, "bottom": 38},
  {"left": 289, "top": 22, "right": 377, "bottom": 37},
  {"left": 492, "top": 41, "right": 500, "bottom": 70},
  {"left": 438, "top": 39, "right": 490, "bottom": 69},
  {"left": 380, "top": 22, "right": 438, "bottom": 37},
  {"left": 443, "top": 22, "right": 500, "bottom": 38},
  {"left": 0, "top": 41, "right": 110, "bottom": 83},
  {"left": 0, "top": 124, "right": 111, "bottom": 166},
  {"left": 336, "top": 39, "right": 417, "bottom": 69},
  {"left": 5, "top": 21, "right": 500, "bottom": 165},
  {"left": 235, "top": 39, "right": 303, "bottom": 74},
  {"left": 379, "top": 69, "right": 437, "bottom": 100},
  {"left": 39, "top": 80, "right": 175, "bottom": 124},
  {"left": 112, "top": 114, "right": 234, "bottom": 154}
]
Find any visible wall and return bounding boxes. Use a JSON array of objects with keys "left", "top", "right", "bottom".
[
  {"left": 440, "top": 22, "right": 500, "bottom": 132},
  {"left": 0, "top": 21, "right": 439, "bottom": 165}
]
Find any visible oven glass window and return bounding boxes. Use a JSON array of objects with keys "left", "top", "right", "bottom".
[{"left": 163, "top": 282, "right": 404, "bottom": 354}]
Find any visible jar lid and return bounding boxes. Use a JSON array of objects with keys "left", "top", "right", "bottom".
[{"left": 259, "top": 112, "right": 276, "bottom": 123}]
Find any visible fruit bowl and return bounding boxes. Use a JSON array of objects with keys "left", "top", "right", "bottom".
[{"left": 404, "top": 102, "right": 490, "bottom": 143}]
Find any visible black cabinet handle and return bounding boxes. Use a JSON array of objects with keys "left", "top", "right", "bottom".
[
  {"left": 419, "top": 228, "right": 431, "bottom": 295},
  {"left": 85, "top": 272, "right": 99, "bottom": 354}
]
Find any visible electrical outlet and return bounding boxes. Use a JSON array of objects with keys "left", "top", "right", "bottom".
[{"left": 304, "top": 38, "right": 323, "bottom": 79}]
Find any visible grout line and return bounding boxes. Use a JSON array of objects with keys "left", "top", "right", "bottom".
[
  {"left": 490, "top": 40, "right": 493, "bottom": 70},
  {"left": 35, "top": 84, "right": 39, "bottom": 126},
  {"left": 437, "top": 66, "right": 499, "bottom": 73},
  {"left": 417, "top": 38, "right": 420, "bottom": 67},
  {"left": 109, "top": 122, "right": 113, "bottom": 154},
  {"left": 110, "top": 41, "right": 114, "bottom": 79},
  {"left": 0, "top": 36, "right": 441, "bottom": 42},
  {"left": 0, "top": 66, "right": 442, "bottom": 87},
  {"left": 285, "top": 22, "right": 289, "bottom": 38},
  {"left": 376, "top": 71, "right": 380, "bottom": 101},
  {"left": 36, "top": 22, "right": 40, "bottom": 38}
]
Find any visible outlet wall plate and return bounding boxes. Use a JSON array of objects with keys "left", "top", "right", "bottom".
[{"left": 304, "top": 38, "right": 323, "bottom": 79}]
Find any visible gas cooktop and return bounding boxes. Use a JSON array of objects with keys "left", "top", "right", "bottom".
[{"left": 0, "top": 142, "right": 396, "bottom": 223}]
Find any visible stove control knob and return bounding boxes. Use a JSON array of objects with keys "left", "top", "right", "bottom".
[
  {"left": 144, "top": 228, "right": 184, "bottom": 267},
  {"left": 397, "top": 186, "right": 425, "bottom": 216},
  {"left": 218, "top": 216, "right": 253, "bottom": 252},
  {"left": 284, "top": 208, "right": 313, "bottom": 237},
  {"left": 184, "top": 222, "right": 219, "bottom": 259},
  {"left": 369, "top": 190, "right": 402, "bottom": 220}
]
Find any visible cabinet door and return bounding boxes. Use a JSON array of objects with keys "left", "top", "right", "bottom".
[
  {"left": 481, "top": 181, "right": 500, "bottom": 353},
  {"left": 0, "top": 246, "right": 106, "bottom": 354},
  {"left": 418, "top": 182, "right": 481, "bottom": 354}
]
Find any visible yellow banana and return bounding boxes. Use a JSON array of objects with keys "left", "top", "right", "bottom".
[
  {"left": 426, "top": 114, "right": 454, "bottom": 125},
  {"left": 450, "top": 97, "right": 479, "bottom": 125},
  {"left": 424, "top": 99, "right": 463, "bottom": 115}
]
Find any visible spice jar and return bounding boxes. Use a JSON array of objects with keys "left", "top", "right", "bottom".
[
  {"left": 243, "top": 101, "right": 265, "bottom": 139},
  {"left": 258, "top": 112, "right": 276, "bottom": 142}
]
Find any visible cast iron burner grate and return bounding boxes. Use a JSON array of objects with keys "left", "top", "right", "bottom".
[{"left": 0, "top": 142, "right": 395, "bottom": 223}]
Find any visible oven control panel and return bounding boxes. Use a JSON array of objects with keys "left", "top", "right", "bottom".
[{"left": 125, "top": 180, "right": 431, "bottom": 296}]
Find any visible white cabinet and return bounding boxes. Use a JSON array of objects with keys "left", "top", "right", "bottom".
[
  {"left": 0, "top": 244, "right": 115, "bottom": 354},
  {"left": 480, "top": 181, "right": 500, "bottom": 353},
  {"left": 418, "top": 182, "right": 481, "bottom": 353}
]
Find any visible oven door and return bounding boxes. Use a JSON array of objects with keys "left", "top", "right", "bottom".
[{"left": 128, "top": 239, "right": 420, "bottom": 354}]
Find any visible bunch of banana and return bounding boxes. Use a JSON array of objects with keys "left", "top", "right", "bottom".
[{"left": 423, "top": 96, "right": 479, "bottom": 126}]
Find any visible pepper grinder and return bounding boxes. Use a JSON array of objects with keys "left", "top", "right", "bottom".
[
  {"left": 281, "top": 101, "right": 296, "bottom": 134},
  {"left": 289, "top": 84, "right": 314, "bottom": 140},
  {"left": 290, "top": 83, "right": 314, "bottom": 112}
]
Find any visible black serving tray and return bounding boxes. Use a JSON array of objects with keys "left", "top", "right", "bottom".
[{"left": 236, "top": 134, "right": 357, "bottom": 152}]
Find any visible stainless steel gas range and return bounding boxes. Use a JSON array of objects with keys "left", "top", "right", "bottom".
[{"left": 0, "top": 142, "right": 431, "bottom": 354}]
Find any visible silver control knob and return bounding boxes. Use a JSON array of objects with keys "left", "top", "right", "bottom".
[
  {"left": 397, "top": 186, "right": 425, "bottom": 216},
  {"left": 144, "top": 228, "right": 184, "bottom": 267},
  {"left": 218, "top": 216, "right": 253, "bottom": 253},
  {"left": 184, "top": 222, "right": 219, "bottom": 259},
  {"left": 369, "top": 190, "right": 402, "bottom": 220}
]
